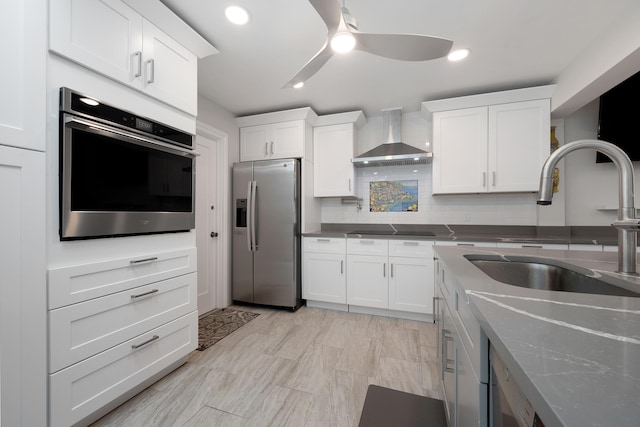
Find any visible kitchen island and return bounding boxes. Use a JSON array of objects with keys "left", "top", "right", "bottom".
[{"left": 435, "top": 245, "right": 640, "bottom": 427}]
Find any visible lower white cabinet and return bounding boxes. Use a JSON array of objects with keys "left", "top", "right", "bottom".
[
  {"left": 48, "top": 247, "right": 198, "bottom": 426},
  {"left": 347, "top": 238, "right": 434, "bottom": 314},
  {"left": 347, "top": 253, "right": 389, "bottom": 308},
  {"left": 50, "top": 311, "right": 197, "bottom": 427},
  {"left": 302, "top": 237, "right": 346, "bottom": 304}
]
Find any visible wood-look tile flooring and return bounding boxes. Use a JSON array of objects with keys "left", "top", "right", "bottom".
[{"left": 91, "top": 305, "right": 441, "bottom": 427}]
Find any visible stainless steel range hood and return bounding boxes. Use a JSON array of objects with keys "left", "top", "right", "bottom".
[{"left": 352, "top": 108, "right": 432, "bottom": 168}]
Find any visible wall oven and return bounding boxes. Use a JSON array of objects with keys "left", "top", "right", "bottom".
[{"left": 59, "top": 87, "right": 197, "bottom": 240}]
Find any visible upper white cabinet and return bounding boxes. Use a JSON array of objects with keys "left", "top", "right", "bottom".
[
  {"left": 0, "top": 0, "right": 46, "bottom": 151},
  {"left": 49, "top": 0, "right": 213, "bottom": 116},
  {"left": 240, "top": 121, "right": 305, "bottom": 161},
  {"left": 313, "top": 111, "right": 366, "bottom": 197},
  {"left": 423, "top": 86, "right": 555, "bottom": 195},
  {"left": 237, "top": 108, "right": 317, "bottom": 162}
]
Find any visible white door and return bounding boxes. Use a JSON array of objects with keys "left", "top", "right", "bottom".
[
  {"left": 347, "top": 255, "right": 389, "bottom": 308},
  {"left": 196, "top": 127, "right": 229, "bottom": 314}
]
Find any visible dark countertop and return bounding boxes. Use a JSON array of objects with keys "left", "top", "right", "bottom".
[
  {"left": 434, "top": 246, "right": 640, "bottom": 427},
  {"left": 302, "top": 223, "right": 620, "bottom": 245}
]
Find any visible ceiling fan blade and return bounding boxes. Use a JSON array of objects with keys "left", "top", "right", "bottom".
[
  {"left": 308, "top": 0, "right": 342, "bottom": 34},
  {"left": 284, "top": 42, "right": 334, "bottom": 88},
  {"left": 353, "top": 33, "right": 453, "bottom": 61}
]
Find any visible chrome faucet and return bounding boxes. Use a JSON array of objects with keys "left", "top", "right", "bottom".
[{"left": 537, "top": 139, "right": 640, "bottom": 276}]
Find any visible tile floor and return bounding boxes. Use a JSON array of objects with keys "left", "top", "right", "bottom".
[{"left": 91, "top": 305, "right": 442, "bottom": 426}]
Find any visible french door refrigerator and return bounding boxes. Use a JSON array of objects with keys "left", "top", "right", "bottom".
[{"left": 232, "top": 158, "right": 302, "bottom": 310}]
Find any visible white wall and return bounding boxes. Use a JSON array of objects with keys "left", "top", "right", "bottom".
[
  {"left": 197, "top": 95, "right": 239, "bottom": 165},
  {"left": 562, "top": 99, "right": 640, "bottom": 225},
  {"left": 321, "top": 111, "right": 538, "bottom": 225}
]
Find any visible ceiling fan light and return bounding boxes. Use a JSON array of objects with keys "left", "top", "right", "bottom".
[
  {"left": 448, "top": 48, "right": 470, "bottom": 61},
  {"left": 225, "top": 5, "right": 250, "bottom": 25},
  {"left": 331, "top": 32, "right": 356, "bottom": 53},
  {"left": 293, "top": 81, "right": 304, "bottom": 89}
]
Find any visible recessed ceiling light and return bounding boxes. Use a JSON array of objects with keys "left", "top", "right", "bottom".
[
  {"left": 225, "top": 5, "right": 250, "bottom": 25},
  {"left": 448, "top": 48, "right": 470, "bottom": 61},
  {"left": 293, "top": 82, "right": 304, "bottom": 89}
]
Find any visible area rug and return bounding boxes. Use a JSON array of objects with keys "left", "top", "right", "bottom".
[{"left": 197, "top": 307, "right": 260, "bottom": 351}]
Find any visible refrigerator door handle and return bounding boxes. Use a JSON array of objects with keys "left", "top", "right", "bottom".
[
  {"left": 250, "top": 180, "right": 258, "bottom": 251},
  {"left": 246, "top": 181, "right": 253, "bottom": 252}
]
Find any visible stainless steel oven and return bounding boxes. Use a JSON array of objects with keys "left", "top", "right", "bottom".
[{"left": 59, "top": 87, "right": 197, "bottom": 240}]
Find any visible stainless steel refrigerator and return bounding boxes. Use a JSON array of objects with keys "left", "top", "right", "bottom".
[{"left": 232, "top": 159, "right": 302, "bottom": 310}]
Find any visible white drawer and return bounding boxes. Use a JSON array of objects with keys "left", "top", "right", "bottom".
[
  {"left": 303, "top": 236, "right": 346, "bottom": 254},
  {"left": 49, "top": 311, "right": 197, "bottom": 427},
  {"left": 434, "top": 241, "right": 498, "bottom": 248},
  {"left": 49, "top": 272, "right": 197, "bottom": 373},
  {"left": 347, "top": 238, "right": 389, "bottom": 256},
  {"left": 388, "top": 239, "right": 434, "bottom": 258},
  {"left": 496, "top": 242, "right": 569, "bottom": 250},
  {"left": 48, "top": 247, "right": 197, "bottom": 309}
]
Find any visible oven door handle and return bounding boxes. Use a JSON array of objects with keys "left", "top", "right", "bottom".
[{"left": 64, "top": 116, "right": 198, "bottom": 158}]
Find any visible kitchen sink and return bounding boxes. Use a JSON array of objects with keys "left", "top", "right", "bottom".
[{"left": 465, "top": 255, "right": 639, "bottom": 297}]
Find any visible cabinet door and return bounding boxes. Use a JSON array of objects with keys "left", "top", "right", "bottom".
[
  {"left": 488, "top": 99, "right": 550, "bottom": 192},
  {"left": 49, "top": 0, "right": 143, "bottom": 87},
  {"left": 440, "top": 294, "right": 456, "bottom": 427},
  {"left": 141, "top": 20, "right": 198, "bottom": 115},
  {"left": 313, "top": 123, "right": 356, "bottom": 197},
  {"left": 432, "top": 107, "right": 488, "bottom": 194},
  {"left": 389, "top": 256, "right": 433, "bottom": 314},
  {"left": 240, "top": 124, "right": 270, "bottom": 161},
  {"left": 271, "top": 120, "right": 305, "bottom": 159},
  {"left": 0, "top": 145, "right": 47, "bottom": 427},
  {"left": 0, "top": 0, "right": 46, "bottom": 151},
  {"left": 347, "top": 255, "right": 388, "bottom": 308},
  {"left": 303, "top": 252, "right": 346, "bottom": 303}
]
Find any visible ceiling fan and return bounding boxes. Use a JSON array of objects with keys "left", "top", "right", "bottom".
[{"left": 284, "top": 0, "right": 454, "bottom": 88}]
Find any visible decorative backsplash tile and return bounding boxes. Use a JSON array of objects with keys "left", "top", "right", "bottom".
[{"left": 370, "top": 180, "right": 418, "bottom": 212}]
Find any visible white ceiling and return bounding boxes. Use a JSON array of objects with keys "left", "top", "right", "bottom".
[{"left": 161, "top": 0, "right": 639, "bottom": 118}]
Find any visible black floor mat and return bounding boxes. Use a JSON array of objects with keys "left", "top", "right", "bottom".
[{"left": 358, "top": 385, "right": 447, "bottom": 427}]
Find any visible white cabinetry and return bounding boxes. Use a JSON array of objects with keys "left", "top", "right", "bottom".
[
  {"left": 50, "top": 0, "right": 200, "bottom": 115},
  {"left": 347, "top": 238, "right": 434, "bottom": 315},
  {"left": 240, "top": 121, "right": 306, "bottom": 161},
  {"left": 0, "top": 146, "right": 46, "bottom": 427},
  {"left": 313, "top": 111, "right": 366, "bottom": 197},
  {"left": 302, "top": 237, "right": 347, "bottom": 304},
  {"left": 237, "top": 108, "right": 318, "bottom": 162},
  {"left": 347, "top": 239, "right": 389, "bottom": 308},
  {"left": 496, "top": 242, "right": 569, "bottom": 250},
  {"left": 423, "top": 86, "right": 554, "bottom": 195},
  {"left": 47, "top": 248, "right": 198, "bottom": 427},
  {"left": 435, "top": 257, "right": 488, "bottom": 427},
  {"left": 388, "top": 240, "right": 434, "bottom": 314},
  {"left": 0, "top": 1, "right": 47, "bottom": 424}
]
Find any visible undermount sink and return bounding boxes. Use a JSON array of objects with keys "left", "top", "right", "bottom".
[{"left": 465, "top": 255, "right": 639, "bottom": 297}]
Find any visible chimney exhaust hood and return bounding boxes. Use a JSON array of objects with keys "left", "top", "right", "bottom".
[{"left": 352, "top": 108, "right": 432, "bottom": 168}]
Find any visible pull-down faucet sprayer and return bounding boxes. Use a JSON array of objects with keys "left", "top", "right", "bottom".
[{"left": 537, "top": 139, "right": 640, "bottom": 275}]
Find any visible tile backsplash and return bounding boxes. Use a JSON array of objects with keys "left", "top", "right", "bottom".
[{"left": 321, "top": 164, "right": 538, "bottom": 225}]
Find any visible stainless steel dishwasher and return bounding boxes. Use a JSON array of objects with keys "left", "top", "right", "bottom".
[{"left": 489, "top": 345, "right": 546, "bottom": 427}]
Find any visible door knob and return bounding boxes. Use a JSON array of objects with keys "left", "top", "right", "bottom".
[{"left": 210, "top": 232, "right": 219, "bottom": 238}]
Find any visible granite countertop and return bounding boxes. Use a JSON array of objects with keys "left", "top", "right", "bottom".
[
  {"left": 434, "top": 246, "right": 640, "bottom": 427},
  {"left": 302, "top": 224, "right": 620, "bottom": 245}
]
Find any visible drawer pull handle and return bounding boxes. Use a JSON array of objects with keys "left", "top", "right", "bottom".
[
  {"left": 131, "top": 289, "right": 159, "bottom": 299},
  {"left": 522, "top": 245, "right": 543, "bottom": 248},
  {"left": 403, "top": 241, "right": 419, "bottom": 246},
  {"left": 131, "top": 335, "right": 159, "bottom": 349},
  {"left": 360, "top": 240, "right": 375, "bottom": 244},
  {"left": 456, "top": 243, "right": 475, "bottom": 247},
  {"left": 130, "top": 256, "right": 159, "bottom": 265},
  {"left": 317, "top": 238, "right": 331, "bottom": 242}
]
